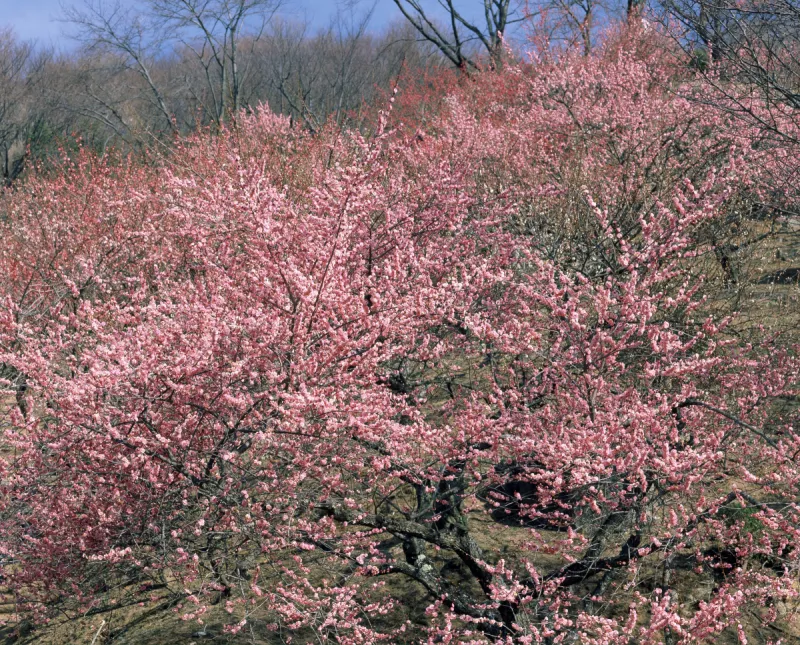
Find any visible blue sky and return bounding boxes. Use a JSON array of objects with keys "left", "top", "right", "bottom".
[{"left": 3, "top": 0, "right": 410, "bottom": 47}]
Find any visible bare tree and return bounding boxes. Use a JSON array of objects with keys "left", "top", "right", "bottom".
[
  {"left": 251, "top": 14, "right": 438, "bottom": 130},
  {"left": 3, "top": 1, "right": 442, "bottom": 158},
  {"left": 548, "top": 0, "right": 600, "bottom": 54},
  {"left": 64, "top": 0, "right": 282, "bottom": 135},
  {"left": 63, "top": 1, "right": 178, "bottom": 136},
  {"left": 658, "top": 0, "right": 800, "bottom": 93},
  {"left": 657, "top": 0, "right": 800, "bottom": 203},
  {"left": 0, "top": 30, "right": 52, "bottom": 185},
  {"left": 391, "top": 0, "right": 528, "bottom": 69},
  {"left": 527, "top": 0, "right": 634, "bottom": 55},
  {"left": 148, "top": 0, "right": 281, "bottom": 124}
]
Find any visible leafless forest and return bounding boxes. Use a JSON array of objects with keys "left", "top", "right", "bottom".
[{"left": 3, "top": 0, "right": 797, "bottom": 185}]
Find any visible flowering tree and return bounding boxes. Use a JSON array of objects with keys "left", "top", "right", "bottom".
[{"left": 0, "top": 26, "right": 798, "bottom": 644}]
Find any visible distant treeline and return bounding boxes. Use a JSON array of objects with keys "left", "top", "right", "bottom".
[{"left": 2, "top": 0, "right": 799, "bottom": 185}]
